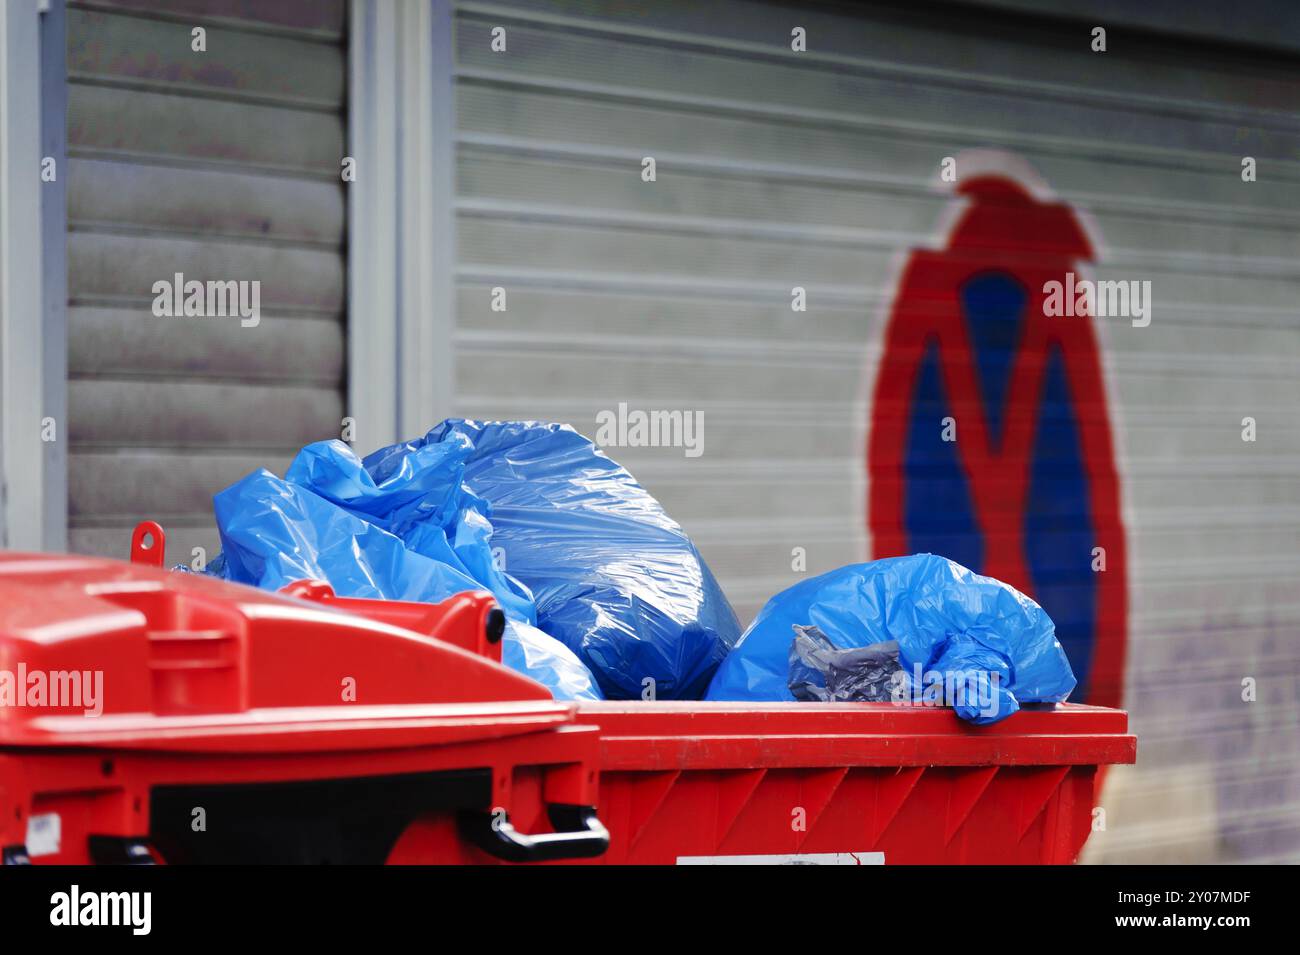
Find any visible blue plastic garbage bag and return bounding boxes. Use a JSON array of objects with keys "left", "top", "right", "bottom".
[
  {"left": 706, "top": 554, "right": 1075, "bottom": 724},
  {"left": 207, "top": 436, "right": 601, "bottom": 702},
  {"left": 380, "top": 420, "right": 742, "bottom": 700},
  {"left": 502, "top": 619, "right": 604, "bottom": 703}
]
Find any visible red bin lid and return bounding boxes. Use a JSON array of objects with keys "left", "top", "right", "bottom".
[{"left": 0, "top": 553, "right": 568, "bottom": 753}]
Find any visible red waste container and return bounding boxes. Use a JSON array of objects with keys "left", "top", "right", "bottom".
[
  {"left": 1, "top": 548, "right": 1135, "bottom": 865},
  {"left": 569, "top": 701, "right": 1132, "bottom": 864},
  {"left": 0, "top": 553, "right": 606, "bottom": 865}
]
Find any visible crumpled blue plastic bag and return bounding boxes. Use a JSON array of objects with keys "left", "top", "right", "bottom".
[
  {"left": 502, "top": 619, "right": 604, "bottom": 703},
  {"left": 384, "top": 420, "right": 742, "bottom": 700},
  {"left": 706, "top": 554, "right": 1076, "bottom": 724},
  {"left": 207, "top": 431, "right": 601, "bottom": 702}
]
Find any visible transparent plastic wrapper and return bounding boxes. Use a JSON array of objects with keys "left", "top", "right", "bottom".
[
  {"left": 207, "top": 431, "right": 601, "bottom": 702},
  {"left": 787, "top": 624, "right": 900, "bottom": 703},
  {"left": 708, "top": 554, "right": 1076, "bottom": 724}
]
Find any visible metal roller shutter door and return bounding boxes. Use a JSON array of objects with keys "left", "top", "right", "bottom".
[
  {"left": 449, "top": 0, "right": 1300, "bottom": 863},
  {"left": 65, "top": 0, "right": 348, "bottom": 568}
]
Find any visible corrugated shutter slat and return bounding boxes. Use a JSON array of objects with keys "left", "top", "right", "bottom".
[{"left": 65, "top": 1, "right": 347, "bottom": 567}]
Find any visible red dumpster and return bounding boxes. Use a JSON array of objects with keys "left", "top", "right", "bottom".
[
  {"left": 569, "top": 702, "right": 1132, "bottom": 864},
  {"left": 0, "top": 551, "right": 1135, "bottom": 865},
  {"left": 0, "top": 553, "right": 607, "bottom": 865}
]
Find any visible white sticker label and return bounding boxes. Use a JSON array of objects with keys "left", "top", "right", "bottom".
[
  {"left": 25, "top": 813, "right": 62, "bottom": 857},
  {"left": 677, "top": 851, "right": 884, "bottom": 865}
]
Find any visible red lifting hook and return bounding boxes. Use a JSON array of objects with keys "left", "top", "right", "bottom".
[{"left": 129, "top": 520, "right": 166, "bottom": 567}]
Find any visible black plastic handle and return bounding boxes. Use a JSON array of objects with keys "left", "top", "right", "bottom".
[{"left": 458, "top": 804, "right": 609, "bottom": 863}]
